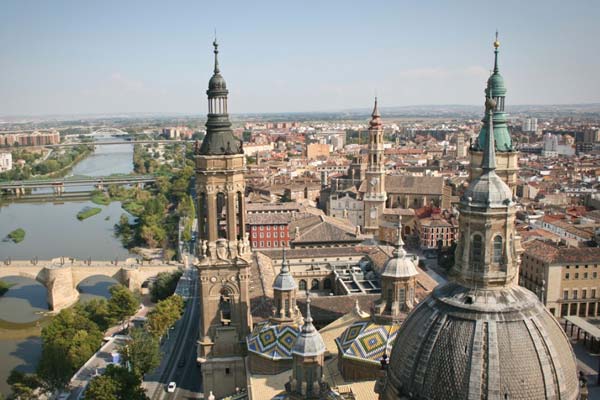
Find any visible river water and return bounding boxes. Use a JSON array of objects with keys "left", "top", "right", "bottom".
[{"left": 0, "top": 140, "right": 134, "bottom": 395}]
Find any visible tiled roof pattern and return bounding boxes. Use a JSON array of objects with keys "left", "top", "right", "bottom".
[
  {"left": 246, "top": 322, "right": 301, "bottom": 360},
  {"left": 335, "top": 320, "right": 399, "bottom": 365}
]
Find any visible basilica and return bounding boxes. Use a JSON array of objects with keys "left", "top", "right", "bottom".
[{"left": 193, "top": 36, "right": 581, "bottom": 400}]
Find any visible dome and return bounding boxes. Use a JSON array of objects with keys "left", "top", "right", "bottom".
[
  {"left": 383, "top": 283, "right": 579, "bottom": 399},
  {"left": 382, "top": 222, "right": 419, "bottom": 279},
  {"left": 246, "top": 321, "right": 300, "bottom": 360},
  {"left": 382, "top": 252, "right": 418, "bottom": 279},
  {"left": 477, "top": 122, "right": 513, "bottom": 152},
  {"left": 462, "top": 171, "right": 513, "bottom": 207},
  {"left": 208, "top": 73, "right": 227, "bottom": 92},
  {"left": 273, "top": 252, "right": 297, "bottom": 291},
  {"left": 486, "top": 72, "right": 507, "bottom": 97},
  {"left": 292, "top": 298, "right": 326, "bottom": 357}
]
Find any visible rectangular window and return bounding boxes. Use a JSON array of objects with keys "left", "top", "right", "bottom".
[
  {"left": 274, "top": 232, "right": 278, "bottom": 238},
  {"left": 274, "top": 240, "right": 278, "bottom": 247},
  {"left": 260, "top": 241, "right": 264, "bottom": 247},
  {"left": 267, "top": 241, "right": 271, "bottom": 247},
  {"left": 593, "top": 289, "right": 597, "bottom": 298},
  {"left": 259, "top": 226, "right": 264, "bottom": 231},
  {"left": 563, "top": 290, "right": 569, "bottom": 300},
  {"left": 585, "top": 273, "right": 589, "bottom": 279},
  {"left": 566, "top": 273, "right": 570, "bottom": 279},
  {"left": 252, "top": 241, "right": 257, "bottom": 247},
  {"left": 266, "top": 232, "right": 271, "bottom": 238},
  {"left": 573, "top": 290, "right": 578, "bottom": 300},
  {"left": 225, "top": 368, "right": 230, "bottom": 375},
  {"left": 583, "top": 290, "right": 587, "bottom": 299},
  {"left": 594, "top": 272, "right": 598, "bottom": 279},
  {"left": 252, "top": 232, "right": 257, "bottom": 238}
]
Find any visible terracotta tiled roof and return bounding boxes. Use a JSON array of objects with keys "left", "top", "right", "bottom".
[{"left": 524, "top": 240, "right": 600, "bottom": 265}]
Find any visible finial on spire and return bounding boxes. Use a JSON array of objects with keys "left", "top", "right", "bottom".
[
  {"left": 212, "top": 37, "right": 220, "bottom": 74},
  {"left": 281, "top": 247, "right": 290, "bottom": 273},
  {"left": 372, "top": 96, "right": 380, "bottom": 118},
  {"left": 392, "top": 216, "right": 407, "bottom": 258},
  {"left": 481, "top": 87, "right": 497, "bottom": 171},
  {"left": 303, "top": 291, "right": 315, "bottom": 332},
  {"left": 493, "top": 30, "right": 500, "bottom": 73}
]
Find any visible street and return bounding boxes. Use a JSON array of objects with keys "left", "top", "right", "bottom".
[{"left": 145, "top": 258, "right": 202, "bottom": 400}]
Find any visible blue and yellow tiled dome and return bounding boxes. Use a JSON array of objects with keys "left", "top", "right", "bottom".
[
  {"left": 335, "top": 319, "right": 399, "bottom": 364},
  {"left": 247, "top": 321, "right": 301, "bottom": 360}
]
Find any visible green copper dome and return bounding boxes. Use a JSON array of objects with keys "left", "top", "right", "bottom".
[{"left": 475, "top": 39, "right": 513, "bottom": 152}]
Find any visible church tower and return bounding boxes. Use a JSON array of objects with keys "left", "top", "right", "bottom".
[
  {"left": 363, "top": 98, "right": 387, "bottom": 235},
  {"left": 195, "top": 39, "right": 251, "bottom": 399},
  {"left": 470, "top": 32, "right": 519, "bottom": 194},
  {"left": 379, "top": 80, "right": 579, "bottom": 400},
  {"left": 285, "top": 295, "right": 329, "bottom": 399},
  {"left": 374, "top": 221, "right": 419, "bottom": 322},
  {"left": 272, "top": 249, "right": 302, "bottom": 324}
]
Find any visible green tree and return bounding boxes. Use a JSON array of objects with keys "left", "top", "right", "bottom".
[
  {"left": 150, "top": 271, "right": 182, "bottom": 302},
  {"left": 75, "top": 298, "right": 114, "bottom": 331},
  {"left": 121, "top": 328, "right": 161, "bottom": 377},
  {"left": 146, "top": 295, "right": 184, "bottom": 339},
  {"left": 7, "top": 370, "right": 44, "bottom": 400},
  {"left": 107, "top": 285, "right": 139, "bottom": 326},
  {"left": 84, "top": 365, "right": 148, "bottom": 400},
  {"left": 37, "top": 308, "right": 103, "bottom": 390}
]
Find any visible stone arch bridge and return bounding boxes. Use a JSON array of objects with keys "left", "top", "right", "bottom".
[{"left": 0, "top": 258, "right": 182, "bottom": 311}]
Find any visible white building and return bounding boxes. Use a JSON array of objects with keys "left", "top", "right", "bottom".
[
  {"left": 0, "top": 152, "right": 12, "bottom": 172},
  {"left": 522, "top": 117, "right": 538, "bottom": 132}
]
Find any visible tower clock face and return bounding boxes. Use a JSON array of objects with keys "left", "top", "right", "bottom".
[
  {"left": 370, "top": 177, "right": 378, "bottom": 187},
  {"left": 370, "top": 206, "right": 378, "bottom": 219}
]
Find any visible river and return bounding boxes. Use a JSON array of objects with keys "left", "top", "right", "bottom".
[{"left": 0, "top": 139, "right": 134, "bottom": 395}]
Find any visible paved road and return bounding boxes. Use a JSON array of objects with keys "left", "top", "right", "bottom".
[{"left": 145, "top": 262, "right": 202, "bottom": 400}]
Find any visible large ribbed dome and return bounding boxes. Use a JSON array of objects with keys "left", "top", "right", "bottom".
[{"left": 383, "top": 283, "right": 579, "bottom": 399}]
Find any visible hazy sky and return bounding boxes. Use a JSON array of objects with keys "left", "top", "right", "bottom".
[{"left": 1, "top": 0, "right": 599, "bottom": 116}]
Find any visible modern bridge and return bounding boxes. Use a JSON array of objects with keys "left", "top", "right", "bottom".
[{"left": 0, "top": 174, "right": 157, "bottom": 195}]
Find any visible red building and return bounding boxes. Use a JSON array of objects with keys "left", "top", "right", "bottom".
[{"left": 247, "top": 213, "right": 291, "bottom": 249}]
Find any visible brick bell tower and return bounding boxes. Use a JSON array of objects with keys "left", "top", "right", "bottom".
[
  {"left": 195, "top": 39, "right": 251, "bottom": 399},
  {"left": 363, "top": 97, "right": 387, "bottom": 235}
]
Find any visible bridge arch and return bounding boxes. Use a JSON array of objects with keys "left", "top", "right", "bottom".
[{"left": 90, "top": 127, "right": 129, "bottom": 136}]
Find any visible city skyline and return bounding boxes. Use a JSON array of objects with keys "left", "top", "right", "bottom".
[{"left": 2, "top": 0, "right": 600, "bottom": 117}]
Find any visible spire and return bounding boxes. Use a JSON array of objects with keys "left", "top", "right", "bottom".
[
  {"left": 303, "top": 292, "right": 316, "bottom": 333},
  {"left": 273, "top": 247, "right": 296, "bottom": 291},
  {"left": 213, "top": 38, "right": 220, "bottom": 74},
  {"left": 481, "top": 90, "right": 497, "bottom": 171},
  {"left": 493, "top": 30, "right": 500, "bottom": 74},
  {"left": 281, "top": 247, "right": 289, "bottom": 273},
  {"left": 392, "top": 217, "right": 406, "bottom": 259},
  {"left": 369, "top": 97, "right": 382, "bottom": 128},
  {"left": 372, "top": 96, "right": 380, "bottom": 118}
]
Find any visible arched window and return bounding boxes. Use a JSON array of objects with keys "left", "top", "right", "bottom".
[
  {"left": 471, "top": 234, "right": 483, "bottom": 264},
  {"left": 398, "top": 288, "right": 406, "bottom": 304},
  {"left": 299, "top": 280, "right": 307, "bottom": 291},
  {"left": 219, "top": 288, "right": 232, "bottom": 323},
  {"left": 323, "top": 278, "right": 332, "bottom": 290},
  {"left": 493, "top": 236, "right": 503, "bottom": 263},
  {"left": 216, "top": 192, "right": 227, "bottom": 239},
  {"left": 237, "top": 191, "right": 244, "bottom": 240},
  {"left": 311, "top": 279, "right": 319, "bottom": 290}
]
